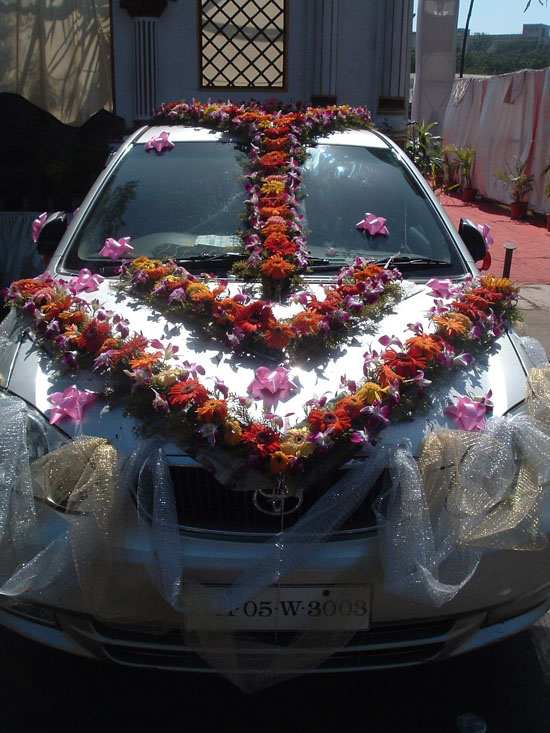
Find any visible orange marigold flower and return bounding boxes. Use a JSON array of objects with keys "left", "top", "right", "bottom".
[
  {"left": 129, "top": 351, "right": 163, "bottom": 370},
  {"left": 260, "top": 151, "right": 289, "bottom": 170},
  {"left": 259, "top": 205, "right": 290, "bottom": 219},
  {"left": 433, "top": 313, "right": 473, "bottom": 340},
  {"left": 405, "top": 334, "right": 443, "bottom": 362},
  {"left": 261, "top": 255, "right": 295, "bottom": 281},
  {"left": 196, "top": 399, "right": 228, "bottom": 424},
  {"left": 264, "top": 321, "right": 295, "bottom": 349},
  {"left": 264, "top": 232, "right": 297, "bottom": 256},
  {"left": 270, "top": 450, "right": 292, "bottom": 474},
  {"left": 261, "top": 223, "right": 289, "bottom": 237},
  {"left": 168, "top": 379, "right": 209, "bottom": 408},
  {"left": 99, "top": 338, "right": 120, "bottom": 353},
  {"left": 223, "top": 418, "right": 243, "bottom": 446},
  {"left": 264, "top": 125, "right": 290, "bottom": 138},
  {"left": 146, "top": 265, "right": 171, "bottom": 281},
  {"left": 212, "top": 297, "right": 243, "bottom": 324},
  {"left": 335, "top": 395, "right": 364, "bottom": 418},
  {"left": 291, "top": 310, "right": 323, "bottom": 334},
  {"left": 353, "top": 264, "right": 384, "bottom": 282},
  {"left": 185, "top": 282, "right": 214, "bottom": 303},
  {"left": 264, "top": 136, "right": 289, "bottom": 151},
  {"left": 58, "top": 310, "right": 86, "bottom": 325}
]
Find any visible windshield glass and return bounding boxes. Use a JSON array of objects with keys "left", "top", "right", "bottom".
[{"left": 64, "top": 137, "right": 465, "bottom": 277}]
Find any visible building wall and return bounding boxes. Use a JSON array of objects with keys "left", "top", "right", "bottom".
[{"left": 112, "top": 0, "right": 413, "bottom": 130}]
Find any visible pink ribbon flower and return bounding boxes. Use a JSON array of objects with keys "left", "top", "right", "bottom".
[
  {"left": 426, "top": 278, "right": 453, "bottom": 299},
  {"left": 356, "top": 213, "right": 389, "bottom": 236},
  {"left": 144, "top": 131, "right": 175, "bottom": 154},
  {"left": 69, "top": 268, "right": 105, "bottom": 294},
  {"left": 99, "top": 236, "right": 134, "bottom": 261},
  {"left": 247, "top": 366, "right": 298, "bottom": 407},
  {"left": 48, "top": 385, "right": 97, "bottom": 425},
  {"left": 32, "top": 212, "right": 48, "bottom": 243},
  {"left": 444, "top": 393, "right": 492, "bottom": 432}
]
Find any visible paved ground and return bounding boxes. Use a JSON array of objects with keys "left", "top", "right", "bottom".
[{"left": 440, "top": 192, "right": 550, "bottom": 356}]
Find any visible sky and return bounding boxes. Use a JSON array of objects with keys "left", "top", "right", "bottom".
[{"left": 413, "top": 0, "right": 550, "bottom": 35}]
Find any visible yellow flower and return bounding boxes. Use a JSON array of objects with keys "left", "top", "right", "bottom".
[
  {"left": 480, "top": 276, "right": 515, "bottom": 296},
  {"left": 355, "top": 382, "right": 390, "bottom": 405},
  {"left": 224, "top": 418, "right": 243, "bottom": 446},
  {"left": 262, "top": 180, "right": 286, "bottom": 195},
  {"left": 132, "top": 256, "right": 161, "bottom": 271},
  {"left": 281, "top": 428, "right": 315, "bottom": 458},
  {"left": 152, "top": 369, "right": 184, "bottom": 389}
]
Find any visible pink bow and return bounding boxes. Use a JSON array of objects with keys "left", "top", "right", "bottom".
[
  {"left": 445, "top": 395, "right": 489, "bottom": 432},
  {"left": 32, "top": 212, "right": 48, "bottom": 243},
  {"left": 48, "top": 386, "right": 97, "bottom": 425},
  {"left": 426, "top": 278, "right": 453, "bottom": 299},
  {"left": 145, "top": 131, "right": 175, "bottom": 154},
  {"left": 69, "top": 268, "right": 105, "bottom": 294},
  {"left": 356, "top": 213, "right": 389, "bottom": 236},
  {"left": 247, "top": 366, "right": 298, "bottom": 407},
  {"left": 99, "top": 236, "right": 134, "bottom": 261}
]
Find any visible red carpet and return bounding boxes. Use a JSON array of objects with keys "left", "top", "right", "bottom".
[{"left": 440, "top": 192, "right": 550, "bottom": 284}]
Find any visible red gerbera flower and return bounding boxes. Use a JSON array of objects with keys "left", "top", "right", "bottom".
[
  {"left": 75, "top": 319, "right": 112, "bottom": 354},
  {"left": 382, "top": 349, "right": 427, "bottom": 378},
  {"left": 307, "top": 408, "right": 351, "bottom": 438},
  {"left": 234, "top": 301, "right": 274, "bottom": 335},
  {"left": 168, "top": 379, "right": 209, "bottom": 408},
  {"left": 242, "top": 423, "right": 281, "bottom": 458},
  {"left": 264, "top": 232, "right": 297, "bottom": 255}
]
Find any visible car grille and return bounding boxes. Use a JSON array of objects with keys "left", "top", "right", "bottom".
[
  {"left": 67, "top": 616, "right": 459, "bottom": 673},
  {"left": 137, "top": 462, "right": 388, "bottom": 537}
]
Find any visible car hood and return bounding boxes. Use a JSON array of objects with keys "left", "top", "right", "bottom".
[{"left": 1, "top": 276, "right": 528, "bottom": 458}]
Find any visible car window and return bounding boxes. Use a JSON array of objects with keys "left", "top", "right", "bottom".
[
  {"left": 300, "top": 144, "right": 462, "bottom": 272},
  {"left": 64, "top": 137, "right": 465, "bottom": 278}
]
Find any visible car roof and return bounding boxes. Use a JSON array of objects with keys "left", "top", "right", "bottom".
[{"left": 134, "top": 125, "right": 391, "bottom": 149}]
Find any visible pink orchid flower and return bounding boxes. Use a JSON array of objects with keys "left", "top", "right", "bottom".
[
  {"left": 477, "top": 224, "right": 494, "bottom": 248},
  {"left": 426, "top": 278, "right": 453, "bottom": 299},
  {"left": 32, "top": 212, "right": 48, "bottom": 243},
  {"left": 69, "top": 268, "right": 105, "bottom": 294},
  {"left": 247, "top": 366, "right": 298, "bottom": 407},
  {"left": 356, "top": 213, "right": 389, "bottom": 237},
  {"left": 444, "top": 394, "right": 491, "bottom": 432},
  {"left": 144, "top": 131, "right": 175, "bottom": 154},
  {"left": 48, "top": 385, "right": 97, "bottom": 425},
  {"left": 99, "top": 236, "right": 134, "bottom": 261}
]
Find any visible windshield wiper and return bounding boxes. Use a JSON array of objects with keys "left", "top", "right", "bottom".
[
  {"left": 174, "top": 252, "right": 244, "bottom": 265},
  {"left": 372, "top": 255, "right": 452, "bottom": 269}
]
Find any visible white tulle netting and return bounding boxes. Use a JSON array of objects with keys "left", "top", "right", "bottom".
[{"left": 1, "top": 338, "right": 550, "bottom": 691}]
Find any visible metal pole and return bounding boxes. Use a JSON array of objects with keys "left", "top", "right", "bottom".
[
  {"left": 503, "top": 244, "right": 517, "bottom": 279},
  {"left": 459, "top": 0, "right": 476, "bottom": 79}
]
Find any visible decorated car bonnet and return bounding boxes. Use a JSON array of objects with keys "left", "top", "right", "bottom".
[{"left": 4, "top": 101, "right": 520, "bottom": 506}]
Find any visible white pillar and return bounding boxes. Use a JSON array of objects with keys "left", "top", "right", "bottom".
[
  {"left": 133, "top": 17, "right": 159, "bottom": 120},
  {"left": 312, "top": 0, "right": 341, "bottom": 103}
]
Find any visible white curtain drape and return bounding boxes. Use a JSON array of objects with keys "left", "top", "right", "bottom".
[
  {"left": 443, "top": 68, "right": 550, "bottom": 214},
  {"left": 411, "top": 0, "right": 459, "bottom": 127},
  {"left": 0, "top": 0, "right": 112, "bottom": 126}
]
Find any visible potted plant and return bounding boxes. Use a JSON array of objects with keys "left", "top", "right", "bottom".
[
  {"left": 405, "top": 121, "right": 445, "bottom": 190},
  {"left": 445, "top": 145, "right": 476, "bottom": 201},
  {"left": 494, "top": 158, "right": 534, "bottom": 220}
]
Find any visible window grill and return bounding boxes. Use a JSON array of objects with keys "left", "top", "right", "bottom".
[{"left": 199, "top": 0, "right": 286, "bottom": 89}]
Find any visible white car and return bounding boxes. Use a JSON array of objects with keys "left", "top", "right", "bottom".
[{"left": 1, "top": 104, "right": 549, "bottom": 691}]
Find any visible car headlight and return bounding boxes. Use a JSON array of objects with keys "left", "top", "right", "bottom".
[{"left": 24, "top": 405, "right": 70, "bottom": 463}]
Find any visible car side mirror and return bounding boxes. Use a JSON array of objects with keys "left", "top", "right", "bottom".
[
  {"left": 458, "top": 218, "right": 487, "bottom": 263},
  {"left": 36, "top": 211, "right": 68, "bottom": 258}
]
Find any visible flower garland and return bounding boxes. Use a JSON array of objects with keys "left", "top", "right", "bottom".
[
  {"left": 3, "top": 272, "right": 519, "bottom": 485},
  {"left": 117, "top": 256, "right": 402, "bottom": 362},
  {"left": 153, "top": 100, "right": 373, "bottom": 293}
]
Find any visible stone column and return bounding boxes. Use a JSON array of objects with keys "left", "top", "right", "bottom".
[
  {"left": 120, "top": 0, "right": 169, "bottom": 120},
  {"left": 311, "top": 0, "right": 341, "bottom": 105},
  {"left": 377, "top": 0, "right": 414, "bottom": 121}
]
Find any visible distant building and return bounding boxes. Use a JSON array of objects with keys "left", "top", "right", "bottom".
[{"left": 522, "top": 23, "right": 550, "bottom": 43}]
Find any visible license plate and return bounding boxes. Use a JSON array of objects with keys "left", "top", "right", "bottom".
[{"left": 189, "top": 584, "right": 372, "bottom": 631}]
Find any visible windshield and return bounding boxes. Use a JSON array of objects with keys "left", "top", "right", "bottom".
[{"left": 64, "top": 137, "right": 465, "bottom": 277}]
